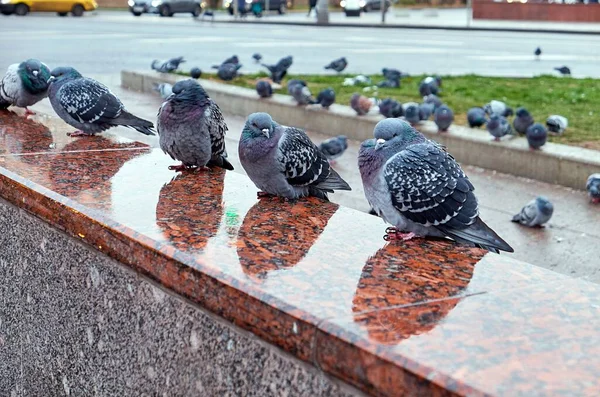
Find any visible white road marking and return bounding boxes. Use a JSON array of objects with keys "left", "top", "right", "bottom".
[
  {"left": 343, "top": 47, "right": 449, "bottom": 54},
  {"left": 139, "top": 36, "right": 232, "bottom": 43},
  {"left": 343, "top": 37, "right": 465, "bottom": 46},
  {"left": 468, "top": 54, "right": 600, "bottom": 61}
]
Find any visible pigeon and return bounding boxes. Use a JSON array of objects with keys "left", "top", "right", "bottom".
[
  {"left": 153, "top": 82, "right": 173, "bottom": 99},
  {"left": 289, "top": 82, "right": 316, "bottom": 105},
  {"left": 151, "top": 56, "right": 185, "bottom": 73},
  {"left": 418, "top": 81, "right": 436, "bottom": 97},
  {"left": 546, "top": 115, "right": 568, "bottom": 135},
  {"left": 486, "top": 114, "right": 512, "bottom": 141},
  {"left": 319, "top": 135, "right": 348, "bottom": 163},
  {"left": 382, "top": 68, "right": 402, "bottom": 81},
  {"left": 525, "top": 123, "right": 547, "bottom": 150},
  {"left": 434, "top": 105, "right": 454, "bottom": 132},
  {"left": 215, "top": 63, "right": 242, "bottom": 81},
  {"left": 48, "top": 66, "right": 154, "bottom": 137},
  {"left": 190, "top": 67, "right": 202, "bottom": 79},
  {"left": 256, "top": 80, "right": 273, "bottom": 98},
  {"left": 511, "top": 196, "right": 553, "bottom": 227},
  {"left": 554, "top": 66, "right": 571, "bottom": 76},
  {"left": 238, "top": 112, "right": 351, "bottom": 201},
  {"left": 343, "top": 75, "right": 371, "bottom": 86},
  {"left": 0, "top": 59, "right": 51, "bottom": 115},
  {"left": 587, "top": 174, "right": 600, "bottom": 204},
  {"left": 467, "top": 107, "right": 487, "bottom": 128},
  {"left": 252, "top": 53, "right": 262, "bottom": 63},
  {"left": 358, "top": 118, "right": 513, "bottom": 253},
  {"left": 350, "top": 93, "right": 371, "bottom": 116},
  {"left": 513, "top": 107, "right": 534, "bottom": 135},
  {"left": 261, "top": 56, "right": 293, "bottom": 84},
  {"left": 419, "top": 102, "right": 434, "bottom": 121},
  {"left": 316, "top": 88, "right": 335, "bottom": 108},
  {"left": 157, "top": 79, "right": 233, "bottom": 172},
  {"left": 378, "top": 98, "right": 403, "bottom": 118},
  {"left": 286, "top": 79, "right": 307, "bottom": 94},
  {"left": 402, "top": 102, "right": 420, "bottom": 125},
  {"left": 221, "top": 55, "right": 239, "bottom": 66},
  {"left": 534, "top": 47, "right": 542, "bottom": 59},
  {"left": 377, "top": 78, "right": 400, "bottom": 88},
  {"left": 423, "top": 94, "right": 442, "bottom": 110},
  {"left": 425, "top": 75, "right": 442, "bottom": 88},
  {"left": 484, "top": 100, "right": 513, "bottom": 117},
  {"left": 324, "top": 57, "right": 348, "bottom": 73}
]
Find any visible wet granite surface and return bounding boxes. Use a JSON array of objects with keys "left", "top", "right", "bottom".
[{"left": 2, "top": 110, "right": 600, "bottom": 396}]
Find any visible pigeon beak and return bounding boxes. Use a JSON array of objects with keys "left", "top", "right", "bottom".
[
  {"left": 261, "top": 128, "right": 270, "bottom": 138},
  {"left": 376, "top": 138, "right": 386, "bottom": 145},
  {"left": 47, "top": 76, "right": 55, "bottom": 84},
  {"left": 32, "top": 70, "right": 39, "bottom": 77}
]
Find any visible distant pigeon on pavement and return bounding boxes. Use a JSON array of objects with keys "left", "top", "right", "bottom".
[
  {"left": 48, "top": 66, "right": 154, "bottom": 137},
  {"left": 289, "top": 81, "right": 316, "bottom": 105},
  {"left": 256, "top": 80, "right": 273, "bottom": 98},
  {"left": 467, "top": 107, "right": 487, "bottom": 128},
  {"left": 190, "top": 67, "right": 202, "bottom": 79},
  {"left": 403, "top": 102, "right": 420, "bottom": 125},
  {"left": 382, "top": 68, "right": 402, "bottom": 81},
  {"left": 554, "top": 66, "right": 571, "bottom": 76},
  {"left": 484, "top": 100, "right": 513, "bottom": 117},
  {"left": 419, "top": 102, "right": 434, "bottom": 121},
  {"left": 486, "top": 114, "right": 512, "bottom": 141},
  {"left": 0, "top": 58, "right": 51, "bottom": 115},
  {"left": 513, "top": 107, "right": 534, "bottom": 135},
  {"left": 534, "top": 47, "right": 542, "bottom": 59},
  {"left": 151, "top": 56, "right": 185, "bottom": 73},
  {"left": 215, "top": 63, "right": 242, "bottom": 81},
  {"left": 324, "top": 57, "right": 348, "bottom": 73},
  {"left": 546, "top": 115, "right": 568, "bottom": 135},
  {"left": 512, "top": 196, "right": 553, "bottom": 227},
  {"left": 153, "top": 82, "right": 173, "bottom": 99},
  {"left": 252, "top": 53, "right": 262, "bottom": 63},
  {"left": 378, "top": 98, "right": 403, "bottom": 118},
  {"left": 526, "top": 123, "right": 548, "bottom": 150},
  {"left": 157, "top": 79, "right": 233, "bottom": 172},
  {"left": 319, "top": 135, "right": 348, "bottom": 163},
  {"left": 423, "top": 94, "right": 442, "bottom": 110},
  {"left": 434, "top": 104, "right": 453, "bottom": 132},
  {"left": 350, "top": 93, "right": 371, "bottom": 116},
  {"left": 358, "top": 118, "right": 513, "bottom": 253},
  {"left": 238, "top": 112, "right": 351, "bottom": 200},
  {"left": 316, "top": 88, "right": 336, "bottom": 108},
  {"left": 587, "top": 174, "right": 600, "bottom": 204},
  {"left": 262, "top": 56, "right": 293, "bottom": 84}
]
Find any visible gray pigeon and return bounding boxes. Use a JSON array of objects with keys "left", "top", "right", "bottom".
[
  {"left": 382, "top": 68, "right": 402, "bottom": 81},
  {"left": 190, "top": 67, "right": 202, "bottom": 79},
  {"left": 377, "top": 78, "right": 400, "bottom": 88},
  {"left": 350, "top": 93, "right": 371, "bottom": 116},
  {"left": 0, "top": 59, "right": 51, "bottom": 115},
  {"left": 403, "top": 102, "right": 420, "bottom": 125},
  {"left": 486, "top": 114, "right": 512, "bottom": 141},
  {"left": 256, "top": 80, "right": 273, "bottom": 98},
  {"left": 554, "top": 66, "right": 571, "bottom": 76},
  {"left": 467, "top": 107, "right": 487, "bottom": 128},
  {"left": 286, "top": 79, "right": 306, "bottom": 94},
  {"left": 151, "top": 56, "right": 185, "bottom": 73},
  {"left": 526, "top": 123, "right": 547, "bottom": 150},
  {"left": 358, "top": 118, "right": 513, "bottom": 253},
  {"left": 262, "top": 56, "right": 293, "bottom": 84},
  {"left": 316, "top": 88, "right": 335, "bottom": 108},
  {"left": 289, "top": 82, "right": 316, "bottom": 105},
  {"left": 215, "top": 63, "right": 242, "bottom": 81},
  {"left": 324, "top": 57, "right": 348, "bottom": 73},
  {"left": 157, "top": 79, "right": 233, "bottom": 172},
  {"left": 153, "top": 82, "right": 173, "bottom": 99},
  {"left": 546, "top": 115, "right": 568, "bottom": 135},
  {"left": 484, "top": 100, "right": 513, "bottom": 117},
  {"left": 238, "top": 112, "right": 351, "bottom": 201},
  {"left": 221, "top": 55, "right": 239, "bottom": 65},
  {"left": 511, "top": 196, "right": 553, "bottom": 227},
  {"left": 587, "top": 174, "right": 600, "bottom": 204},
  {"left": 48, "top": 66, "right": 154, "bottom": 137},
  {"left": 319, "top": 135, "right": 348, "bottom": 163},
  {"left": 434, "top": 105, "right": 454, "bottom": 132},
  {"left": 419, "top": 102, "right": 434, "bottom": 121},
  {"left": 379, "top": 98, "right": 403, "bottom": 118},
  {"left": 423, "top": 94, "right": 442, "bottom": 110},
  {"left": 419, "top": 76, "right": 440, "bottom": 96},
  {"left": 513, "top": 107, "right": 534, "bottom": 135},
  {"left": 252, "top": 53, "right": 262, "bottom": 63},
  {"left": 534, "top": 47, "right": 542, "bottom": 59}
]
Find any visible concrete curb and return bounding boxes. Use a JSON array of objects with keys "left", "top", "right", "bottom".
[{"left": 122, "top": 70, "right": 600, "bottom": 191}]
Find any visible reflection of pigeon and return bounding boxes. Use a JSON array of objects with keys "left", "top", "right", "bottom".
[
  {"left": 467, "top": 107, "right": 487, "bottom": 128},
  {"left": 512, "top": 196, "right": 553, "bottom": 227},
  {"left": 403, "top": 102, "right": 420, "bottom": 125},
  {"left": 419, "top": 102, "right": 434, "bottom": 121},
  {"left": 0, "top": 59, "right": 51, "bottom": 113},
  {"left": 358, "top": 118, "right": 513, "bottom": 253},
  {"left": 261, "top": 56, "right": 293, "bottom": 84},
  {"left": 379, "top": 98, "right": 403, "bottom": 118},
  {"left": 153, "top": 82, "right": 173, "bottom": 99},
  {"left": 256, "top": 80, "right": 272, "bottom": 98},
  {"left": 324, "top": 57, "right": 348, "bottom": 73},
  {"left": 513, "top": 107, "right": 534, "bottom": 135},
  {"left": 319, "top": 135, "right": 348, "bottom": 162},
  {"left": 316, "top": 88, "right": 335, "bottom": 108},
  {"left": 587, "top": 174, "right": 600, "bottom": 204},
  {"left": 486, "top": 114, "right": 512, "bottom": 141},
  {"left": 526, "top": 123, "right": 547, "bottom": 150},
  {"left": 534, "top": 47, "right": 541, "bottom": 59},
  {"left": 350, "top": 93, "right": 371, "bottom": 116},
  {"left": 554, "top": 66, "right": 571, "bottom": 76},
  {"left": 434, "top": 105, "right": 453, "bottom": 132},
  {"left": 252, "top": 53, "right": 262, "bottom": 63},
  {"left": 239, "top": 112, "right": 351, "bottom": 200},
  {"left": 289, "top": 82, "right": 316, "bottom": 105},
  {"left": 157, "top": 79, "right": 233, "bottom": 172},
  {"left": 215, "top": 63, "right": 242, "bottom": 81},
  {"left": 546, "top": 115, "right": 568, "bottom": 135},
  {"left": 190, "top": 67, "right": 202, "bottom": 79},
  {"left": 484, "top": 100, "right": 513, "bottom": 117},
  {"left": 151, "top": 56, "right": 185, "bottom": 73}
]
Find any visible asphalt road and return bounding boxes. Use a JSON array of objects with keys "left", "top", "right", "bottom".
[{"left": 2, "top": 10, "right": 600, "bottom": 77}]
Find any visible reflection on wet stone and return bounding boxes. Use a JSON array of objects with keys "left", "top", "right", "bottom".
[{"left": 0, "top": 110, "right": 53, "bottom": 156}]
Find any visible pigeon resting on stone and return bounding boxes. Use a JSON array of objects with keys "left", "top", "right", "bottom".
[
  {"left": 238, "top": 112, "right": 351, "bottom": 200},
  {"left": 215, "top": 63, "right": 242, "bottom": 81},
  {"left": 554, "top": 66, "right": 571, "bottom": 76},
  {"left": 261, "top": 56, "right": 293, "bottom": 84},
  {"left": 484, "top": 100, "right": 513, "bottom": 117},
  {"left": 319, "top": 135, "right": 348, "bottom": 163},
  {"left": 587, "top": 174, "right": 600, "bottom": 204},
  {"left": 546, "top": 115, "right": 568, "bottom": 135},
  {"left": 324, "top": 57, "right": 348, "bottom": 73},
  {"left": 316, "top": 88, "right": 335, "bottom": 109},
  {"left": 151, "top": 56, "right": 185, "bottom": 73},
  {"left": 190, "top": 67, "right": 202, "bottom": 79},
  {"left": 403, "top": 102, "right": 420, "bottom": 125},
  {"left": 379, "top": 98, "right": 403, "bottom": 119},
  {"left": 252, "top": 53, "right": 262, "bottom": 63},
  {"left": 358, "top": 118, "right": 513, "bottom": 253},
  {"left": 256, "top": 80, "right": 273, "bottom": 98},
  {"left": 423, "top": 94, "right": 442, "bottom": 110},
  {"left": 434, "top": 105, "right": 453, "bottom": 132},
  {"left": 153, "top": 82, "right": 173, "bottom": 99},
  {"left": 486, "top": 114, "right": 512, "bottom": 141},
  {"left": 534, "top": 47, "right": 542, "bottom": 59},
  {"left": 157, "top": 79, "right": 233, "bottom": 172},
  {"left": 526, "top": 123, "right": 547, "bottom": 150},
  {"left": 289, "top": 82, "right": 316, "bottom": 105},
  {"left": 350, "top": 93, "right": 371, "bottom": 116},
  {"left": 0, "top": 59, "right": 51, "bottom": 115},
  {"left": 467, "top": 107, "right": 487, "bottom": 128},
  {"left": 511, "top": 196, "right": 553, "bottom": 227},
  {"left": 513, "top": 107, "right": 534, "bottom": 135},
  {"left": 286, "top": 79, "right": 306, "bottom": 94},
  {"left": 48, "top": 66, "right": 154, "bottom": 137},
  {"left": 419, "top": 102, "right": 434, "bottom": 121}
]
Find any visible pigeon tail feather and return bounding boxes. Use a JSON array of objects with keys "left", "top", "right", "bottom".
[
  {"left": 314, "top": 168, "right": 351, "bottom": 192},
  {"left": 437, "top": 217, "right": 514, "bottom": 253},
  {"left": 115, "top": 111, "right": 155, "bottom": 136},
  {"left": 208, "top": 156, "right": 234, "bottom": 171}
]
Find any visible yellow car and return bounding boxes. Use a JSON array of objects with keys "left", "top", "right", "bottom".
[{"left": 0, "top": 0, "right": 97, "bottom": 16}]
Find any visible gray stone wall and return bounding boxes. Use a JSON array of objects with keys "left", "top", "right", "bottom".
[{"left": 0, "top": 198, "right": 361, "bottom": 397}]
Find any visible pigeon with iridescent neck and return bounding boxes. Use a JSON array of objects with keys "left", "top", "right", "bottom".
[{"left": 0, "top": 59, "right": 51, "bottom": 116}]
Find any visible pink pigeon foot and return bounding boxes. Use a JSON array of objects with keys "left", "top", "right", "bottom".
[
  {"left": 24, "top": 108, "right": 36, "bottom": 116},
  {"left": 592, "top": 197, "right": 600, "bottom": 204},
  {"left": 384, "top": 227, "right": 417, "bottom": 242}
]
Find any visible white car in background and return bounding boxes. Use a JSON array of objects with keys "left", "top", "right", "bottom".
[{"left": 340, "top": 0, "right": 362, "bottom": 16}]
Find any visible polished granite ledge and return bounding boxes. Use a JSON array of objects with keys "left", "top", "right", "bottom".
[{"left": 2, "top": 110, "right": 600, "bottom": 396}]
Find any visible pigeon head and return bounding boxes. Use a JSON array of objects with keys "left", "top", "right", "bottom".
[
  {"left": 373, "top": 118, "right": 421, "bottom": 144},
  {"left": 243, "top": 112, "right": 274, "bottom": 140},
  {"left": 535, "top": 196, "right": 554, "bottom": 217},
  {"left": 190, "top": 67, "right": 202, "bottom": 79},
  {"left": 18, "top": 59, "right": 51, "bottom": 95},
  {"left": 170, "top": 79, "right": 210, "bottom": 106},
  {"left": 48, "top": 66, "right": 82, "bottom": 85},
  {"left": 358, "top": 135, "right": 405, "bottom": 179},
  {"left": 516, "top": 107, "right": 530, "bottom": 118}
]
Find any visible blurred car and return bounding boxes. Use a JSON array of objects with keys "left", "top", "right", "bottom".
[
  {"left": 128, "top": 0, "right": 204, "bottom": 16},
  {"left": 0, "top": 0, "right": 97, "bottom": 16},
  {"left": 361, "top": 0, "right": 390, "bottom": 11},
  {"left": 340, "top": 0, "right": 362, "bottom": 16},
  {"left": 225, "top": 0, "right": 287, "bottom": 15}
]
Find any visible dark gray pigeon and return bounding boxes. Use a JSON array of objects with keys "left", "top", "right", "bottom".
[
  {"left": 513, "top": 107, "right": 534, "bottom": 135},
  {"left": 434, "top": 105, "right": 453, "bottom": 132},
  {"left": 403, "top": 102, "right": 420, "bottom": 125},
  {"left": 587, "top": 174, "right": 600, "bottom": 204},
  {"left": 546, "top": 115, "right": 568, "bottom": 135},
  {"left": 467, "top": 107, "right": 487, "bottom": 128},
  {"left": 419, "top": 102, "right": 434, "bottom": 121},
  {"left": 151, "top": 56, "right": 185, "bottom": 73},
  {"left": 289, "top": 82, "right": 316, "bottom": 105},
  {"left": 423, "top": 94, "right": 442, "bottom": 110},
  {"left": 526, "top": 123, "right": 547, "bottom": 150},
  {"left": 252, "top": 53, "right": 262, "bottom": 63},
  {"left": 486, "top": 114, "right": 512, "bottom": 141},
  {"left": 418, "top": 81, "right": 435, "bottom": 97},
  {"left": 157, "top": 79, "right": 233, "bottom": 172},
  {"left": 0, "top": 59, "right": 51, "bottom": 114},
  {"left": 554, "top": 66, "right": 571, "bottom": 76},
  {"left": 190, "top": 67, "right": 202, "bottom": 79},
  {"left": 378, "top": 98, "right": 403, "bottom": 119},
  {"left": 358, "top": 118, "right": 513, "bottom": 253},
  {"left": 324, "top": 57, "right": 348, "bottom": 73},
  {"left": 484, "top": 100, "right": 513, "bottom": 117},
  {"left": 319, "top": 135, "right": 348, "bottom": 163},
  {"left": 215, "top": 63, "right": 242, "bottom": 81},
  {"left": 419, "top": 76, "right": 440, "bottom": 96},
  {"left": 382, "top": 68, "right": 402, "bottom": 81},
  {"left": 262, "top": 56, "right": 293, "bottom": 84},
  {"left": 256, "top": 80, "right": 273, "bottom": 98},
  {"left": 316, "top": 88, "right": 335, "bottom": 108},
  {"left": 238, "top": 112, "right": 351, "bottom": 201},
  {"left": 512, "top": 196, "right": 553, "bottom": 227},
  {"left": 222, "top": 55, "right": 239, "bottom": 65},
  {"left": 48, "top": 66, "right": 154, "bottom": 137},
  {"left": 534, "top": 47, "right": 542, "bottom": 59}
]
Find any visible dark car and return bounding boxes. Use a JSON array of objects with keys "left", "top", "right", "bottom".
[
  {"left": 362, "top": 0, "right": 391, "bottom": 11},
  {"left": 225, "top": 0, "right": 287, "bottom": 15},
  {"left": 128, "top": 0, "right": 204, "bottom": 16}
]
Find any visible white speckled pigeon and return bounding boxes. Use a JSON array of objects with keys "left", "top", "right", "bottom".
[
  {"left": 0, "top": 59, "right": 51, "bottom": 115},
  {"left": 526, "top": 123, "right": 547, "bottom": 150},
  {"left": 153, "top": 82, "right": 173, "bottom": 99},
  {"left": 48, "top": 66, "right": 154, "bottom": 137},
  {"left": 434, "top": 105, "right": 454, "bottom": 132},
  {"left": 484, "top": 100, "right": 513, "bottom": 117},
  {"left": 467, "top": 107, "right": 487, "bottom": 128},
  {"left": 319, "top": 135, "right": 348, "bottom": 163},
  {"left": 513, "top": 107, "right": 534, "bottom": 135},
  {"left": 587, "top": 174, "right": 600, "bottom": 204},
  {"left": 239, "top": 112, "right": 351, "bottom": 201},
  {"left": 151, "top": 56, "right": 185, "bottom": 73},
  {"left": 512, "top": 196, "right": 553, "bottom": 227},
  {"left": 157, "top": 79, "right": 233, "bottom": 172},
  {"left": 324, "top": 57, "right": 348, "bottom": 73},
  {"left": 546, "top": 115, "right": 568, "bottom": 135},
  {"left": 316, "top": 88, "right": 335, "bottom": 108},
  {"left": 379, "top": 98, "right": 403, "bottom": 119},
  {"left": 358, "top": 118, "right": 513, "bottom": 253},
  {"left": 486, "top": 114, "right": 512, "bottom": 141}
]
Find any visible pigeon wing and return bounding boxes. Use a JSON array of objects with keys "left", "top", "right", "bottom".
[
  {"left": 278, "top": 127, "right": 330, "bottom": 188},
  {"left": 58, "top": 78, "right": 123, "bottom": 124},
  {"left": 0, "top": 64, "right": 20, "bottom": 106},
  {"left": 206, "top": 100, "right": 228, "bottom": 157}
]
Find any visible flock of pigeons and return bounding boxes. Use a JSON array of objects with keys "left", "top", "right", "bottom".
[{"left": 1, "top": 57, "right": 599, "bottom": 255}]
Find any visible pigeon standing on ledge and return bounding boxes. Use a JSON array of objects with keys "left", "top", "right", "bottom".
[
  {"left": 513, "top": 107, "right": 534, "bottom": 135},
  {"left": 256, "top": 80, "right": 273, "bottom": 98},
  {"left": 151, "top": 56, "right": 185, "bottom": 73},
  {"left": 324, "top": 57, "right": 348, "bottom": 73},
  {"left": 316, "top": 88, "right": 336, "bottom": 108},
  {"left": 379, "top": 98, "right": 403, "bottom": 119},
  {"left": 512, "top": 196, "right": 553, "bottom": 227},
  {"left": 350, "top": 93, "right": 371, "bottom": 116},
  {"left": 434, "top": 104, "right": 454, "bottom": 132},
  {"left": 486, "top": 114, "right": 512, "bottom": 141},
  {"left": 546, "top": 115, "right": 568, "bottom": 135},
  {"left": 0, "top": 59, "right": 51, "bottom": 115},
  {"left": 403, "top": 102, "right": 420, "bottom": 125},
  {"left": 526, "top": 123, "right": 548, "bottom": 150},
  {"left": 467, "top": 107, "right": 487, "bottom": 128},
  {"left": 484, "top": 100, "right": 513, "bottom": 117}
]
